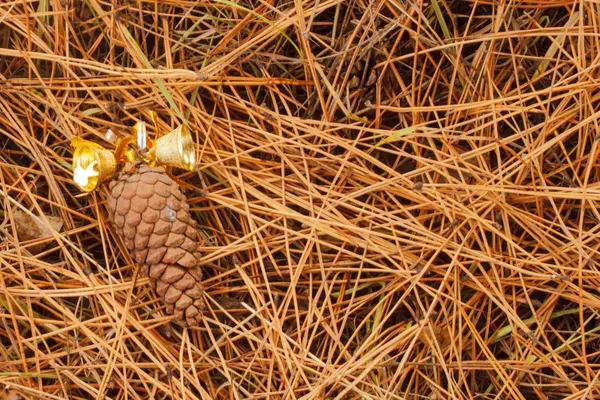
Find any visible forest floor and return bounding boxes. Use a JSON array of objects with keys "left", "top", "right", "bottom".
[{"left": 1, "top": 1, "right": 600, "bottom": 399}]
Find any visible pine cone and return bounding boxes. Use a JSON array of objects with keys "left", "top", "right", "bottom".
[{"left": 106, "top": 162, "right": 205, "bottom": 326}]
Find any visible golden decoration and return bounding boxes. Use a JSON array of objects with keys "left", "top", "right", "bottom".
[
  {"left": 71, "top": 117, "right": 196, "bottom": 191},
  {"left": 147, "top": 125, "right": 195, "bottom": 171},
  {"left": 72, "top": 137, "right": 117, "bottom": 192}
]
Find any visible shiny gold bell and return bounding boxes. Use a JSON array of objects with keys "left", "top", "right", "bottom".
[
  {"left": 147, "top": 125, "right": 196, "bottom": 171},
  {"left": 71, "top": 137, "right": 117, "bottom": 192}
]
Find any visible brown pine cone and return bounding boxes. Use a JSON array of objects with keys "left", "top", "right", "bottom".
[{"left": 106, "top": 162, "right": 205, "bottom": 326}]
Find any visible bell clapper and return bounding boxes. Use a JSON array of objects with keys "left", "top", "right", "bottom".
[{"left": 73, "top": 158, "right": 99, "bottom": 188}]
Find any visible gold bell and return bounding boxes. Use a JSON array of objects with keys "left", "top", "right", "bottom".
[
  {"left": 71, "top": 137, "right": 117, "bottom": 192},
  {"left": 147, "top": 125, "right": 196, "bottom": 171}
]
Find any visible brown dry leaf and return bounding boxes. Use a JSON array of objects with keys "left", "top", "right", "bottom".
[
  {"left": 0, "top": 389, "right": 30, "bottom": 400},
  {"left": 13, "top": 210, "right": 63, "bottom": 254},
  {"left": 417, "top": 324, "right": 452, "bottom": 351}
]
